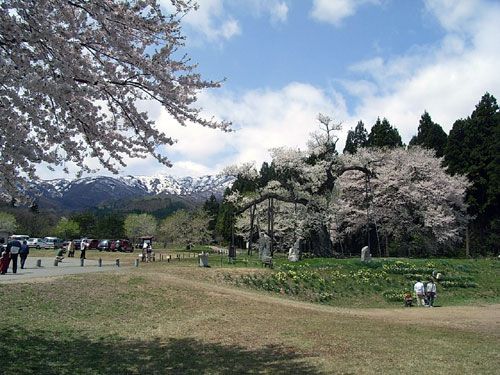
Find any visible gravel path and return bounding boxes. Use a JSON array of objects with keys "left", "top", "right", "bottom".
[{"left": 0, "top": 256, "right": 125, "bottom": 284}]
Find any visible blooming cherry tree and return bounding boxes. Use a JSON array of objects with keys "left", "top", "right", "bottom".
[
  {"left": 0, "top": 0, "right": 230, "bottom": 198},
  {"left": 332, "top": 147, "right": 469, "bottom": 255}
]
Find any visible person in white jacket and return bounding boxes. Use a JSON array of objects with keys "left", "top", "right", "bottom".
[
  {"left": 414, "top": 279, "right": 426, "bottom": 306},
  {"left": 426, "top": 279, "right": 437, "bottom": 307}
]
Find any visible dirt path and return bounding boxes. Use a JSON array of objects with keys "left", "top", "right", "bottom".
[{"left": 153, "top": 271, "right": 500, "bottom": 337}]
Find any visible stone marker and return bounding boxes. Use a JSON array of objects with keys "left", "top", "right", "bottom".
[
  {"left": 360, "top": 246, "right": 371, "bottom": 262},
  {"left": 198, "top": 252, "right": 209, "bottom": 267},
  {"left": 53, "top": 258, "right": 59, "bottom": 266},
  {"left": 36, "top": 259, "right": 42, "bottom": 267},
  {"left": 288, "top": 239, "right": 300, "bottom": 262},
  {"left": 259, "top": 233, "right": 271, "bottom": 260}
]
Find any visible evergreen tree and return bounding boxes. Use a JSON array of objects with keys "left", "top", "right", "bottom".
[
  {"left": 215, "top": 189, "right": 235, "bottom": 242},
  {"left": 203, "top": 194, "right": 220, "bottom": 234},
  {"left": 343, "top": 120, "right": 368, "bottom": 154},
  {"left": 367, "top": 117, "right": 403, "bottom": 148},
  {"left": 444, "top": 92, "right": 500, "bottom": 255},
  {"left": 409, "top": 111, "right": 448, "bottom": 157},
  {"left": 259, "top": 162, "right": 277, "bottom": 187}
]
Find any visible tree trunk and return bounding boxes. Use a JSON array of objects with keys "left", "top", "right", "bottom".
[
  {"left": 308, "top": 225, "right": 334, "bottom": 257},
  {"left": 248, "top": 204, "right": 255, "bottom": 256}
]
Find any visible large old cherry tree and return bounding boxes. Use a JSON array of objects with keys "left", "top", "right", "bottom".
[
  {"left": 0, "top": 0, "right": 229, "bottom": 199},
  {"left": 225, "top": 115, "right": 469, "bottom": 257}
]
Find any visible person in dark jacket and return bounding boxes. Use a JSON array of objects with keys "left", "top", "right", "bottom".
[
  {"left": 7, "top": 239, "right": 21, "bottom": 274},
  {"left": 19, "top": 240, "right": 30, "bottom": 269}
]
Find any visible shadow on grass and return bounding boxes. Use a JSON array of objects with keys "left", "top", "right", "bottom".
[{"left": 1, "top": 326, "right": 323, "bottom": 375}]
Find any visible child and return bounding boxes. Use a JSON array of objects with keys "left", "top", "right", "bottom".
[{"left": 404, "top": 291, "right": 413, "bottom": 307}]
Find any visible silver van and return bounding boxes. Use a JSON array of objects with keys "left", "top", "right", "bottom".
[{"left": 43, "top": 237, "right": 64, "bottom": 249}]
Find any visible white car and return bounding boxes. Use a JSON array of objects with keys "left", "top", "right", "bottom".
[
  {"left": 43, "top": 237, "right": 64, "bottom": 249},
  {"left": 27, "top": 238, "right": 51, "bottom": 249}
]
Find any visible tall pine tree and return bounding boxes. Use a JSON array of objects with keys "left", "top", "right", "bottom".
[
  {"left": 367, "top": 117, "right": 403, "bottom": 148},
  {"left": 343, "top": 120, "right": 368, "bottom": 154},
  {"left": 409, "top": 111, "right": 448, "bottom": 157},
  {"left": 444, "top": 92, "right": 500, "bottom": 255}
]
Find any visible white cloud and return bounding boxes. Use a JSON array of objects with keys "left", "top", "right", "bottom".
[
  {"left": 344, "top": 0, "right": 500, "bottom": 141},
  {"left": 115, "top": 83, "right": 347, "bottom": 178},
  {"left": 159, "top": 0, "right": 289, "bottom": 43},
  {"left": 310, "top": 0, "right": 379, "bottom": 26},
  {"left": 270, "top": 2, "right": 289, "bottom": 23},
  {"left": 185, "top": 0, "right": 241, "bottom": 41},
  {"left": 159, "top": 0, "right": 240, "bottom": 42}
]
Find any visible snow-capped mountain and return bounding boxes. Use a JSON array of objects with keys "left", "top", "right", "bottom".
[{"left": 31, "top": 174, "right": 234, "bottom": 210}]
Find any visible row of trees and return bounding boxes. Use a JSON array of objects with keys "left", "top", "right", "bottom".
[{"left": 211, "top": 93, "right": 499, "bottom": 257}]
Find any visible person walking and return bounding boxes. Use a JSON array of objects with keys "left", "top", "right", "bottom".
[
  {"left": 426, "top": 278, "right": 437, "bottom": 307},
  {"left": 19, "top": 240, "right": 30, "bottom": 269},
  {"left": 414, "top": 278, "right": 426, "bottom": 306},
  {"left": 80, "top": 240, "right": 87, "bottom": 259},
  {"left": 0, "top": 247, "right": 10, "bottom": 274},
  {"left": 7, "top": 239, "right": 21, "bottom": 274},
  {"left": 67, "top": 240, "right": 75, "bottom": 257}
]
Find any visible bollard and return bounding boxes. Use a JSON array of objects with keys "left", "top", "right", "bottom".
[
  {"left": 98, "top": 258, "right": 102, "bottom": 267},
  {"left": 36, "top": 259, "right": 42, "bottom": 267},
  {"left": 115, "top": 258, "right": 120, "bottom": 267},
  {"left": 135, "top": 259, "right": 139, "bottom": 267},
  {"left": 80, "top": 258, "right": 84, "bottom": 267},
  {"left": 54, "top": 258, "right": 59, "bottom": 266}
]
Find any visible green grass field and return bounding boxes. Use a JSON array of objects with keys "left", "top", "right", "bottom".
[{"left": 0, "top": 253, "right": 498, "bottom": 374}]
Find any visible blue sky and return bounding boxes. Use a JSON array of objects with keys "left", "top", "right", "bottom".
[{"left": 41, "top": 0, "right": 500, "bottom": 179}]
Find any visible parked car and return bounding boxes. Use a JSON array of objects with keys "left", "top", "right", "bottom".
[
  {"left": 111, "top": 239, "right": 134, "bottom": 252},
  {"left": 9, "top": 234, "right": 30, "bottom": 242},
  {"left": 72, "top": 239, "right": 82, "bottom": 250},
  {"left": 43, "top": 237, "right": 64, "bottom": 249},
  {"left": 27, "top": 238, "right": 51, "bottom": 249},
  {"left": 97, "top": 239, "right": 113, "bottom": 251}
]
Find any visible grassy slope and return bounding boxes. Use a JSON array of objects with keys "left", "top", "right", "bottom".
[{"left": 0, "top": 258, "right": 499, "bottom": 374}]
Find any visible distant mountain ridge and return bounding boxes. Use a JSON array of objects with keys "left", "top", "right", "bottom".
[{"left": 31, "top": 174, "right": 234, "bottom": 210}]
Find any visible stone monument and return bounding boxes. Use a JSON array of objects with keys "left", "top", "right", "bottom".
[
  {"left": 198, "top": 252, "right": 209, "bottom": 267},
  {"left": 259, "top": 233, "right": 271, "bottom": 260},
  {"left": 360, "top": 246, "right": 371, "bottom": 262},
  {"left": 288, "top": 239, "right": 300, "bottom": 262}
]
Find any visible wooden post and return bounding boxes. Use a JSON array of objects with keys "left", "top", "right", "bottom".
[
  {"left": 98, "top": 258, "right": 102, "bottom": 267},
  {"left": 135, "top": 259, "right": 139, "bottom": 267},
  {"left": 465, "top": 224, "right": 470, "bottom": 258},
  {"left": 115, "top": 259, "right": 120, "bottom": 267},
  {"left": 80, "top": 258, "right": 84, "bottom": 267},
  {"left": 53, "top": 258, "right": 59, "bottom": 266},
  {"left": 36, "top": 259, "right": 42, "bottom": 267}
]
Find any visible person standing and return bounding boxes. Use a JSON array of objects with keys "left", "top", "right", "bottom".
[
  {"left": 67, "top": 240, "right": 75, "bottom": 257},
  {"left": 80, "top": 240, "right": 87, "bottom": 259},
  {"left": 19, "top": 240, "right": 30, "bottom": 269},
  {"left": 426, "top": 278, "right": 437, "bottom": 307},
  {"left": 0, "top": 248, "right": 10, "bottom": 274},
  {"left": 414, "top": 278, "right": 426, "bottom": 306},
  {"left": 7, "top": 239, "right": 21, "bottom": 274}
]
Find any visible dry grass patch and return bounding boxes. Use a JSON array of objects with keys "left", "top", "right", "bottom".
[{"left": 0, "top": 264, "right": 498, "bottom": 374}]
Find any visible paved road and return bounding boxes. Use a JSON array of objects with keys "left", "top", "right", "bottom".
[{"left": 0, "top": 256, "right": 125, "bottom": 284}]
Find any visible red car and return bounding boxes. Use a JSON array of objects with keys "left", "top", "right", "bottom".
[{"left": 110, "top": 239, "right": 133, "bottom": 252}]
